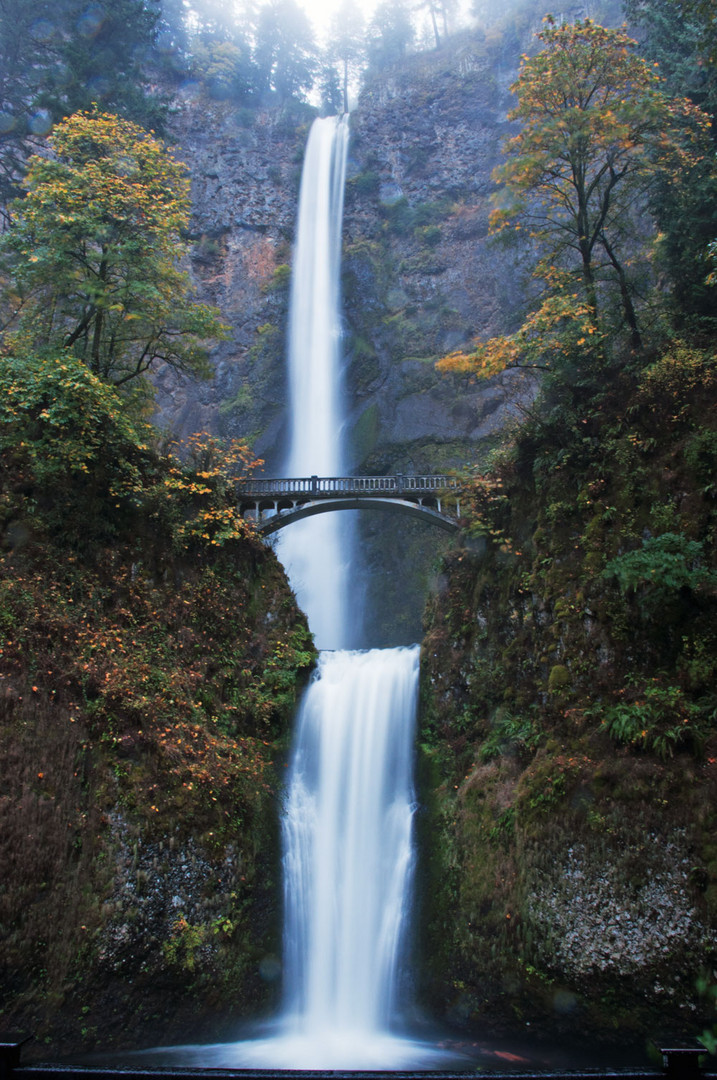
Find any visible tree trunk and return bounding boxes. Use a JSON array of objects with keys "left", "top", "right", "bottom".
[{"left": 600, "top": 232, "right": 642, "bottom": 349}]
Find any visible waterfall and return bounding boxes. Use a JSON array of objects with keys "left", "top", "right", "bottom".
[
  {"left": 282, "top": 647, "right": 419, "bottom": 1043},
  {"left": 147, "top": 115, "right": 457, "bottom": 1070},
  {"left": 276, "top": 114, "right": 351, "bottom": 650},
  {"left": 266, "top": 114, "right": 437, "bottom": 1066}
]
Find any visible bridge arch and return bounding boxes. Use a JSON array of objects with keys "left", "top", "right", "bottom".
[
  {"left": 236, "top": 474, "right": 462, "bottom": 536},
  {"left": 251, "top": 496, "right": 459, "bottom": 536}
]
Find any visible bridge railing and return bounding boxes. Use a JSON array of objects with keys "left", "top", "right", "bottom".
[{"left": 237, "top": 474, "right": 459, "bottom": 497}]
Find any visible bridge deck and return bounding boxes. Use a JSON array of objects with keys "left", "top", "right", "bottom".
[
  {"left": 237, "top": 474, "right": 459, "bottom": 498},
  {"left": 236, "top": 475, "right": 462, "bottom": 534}
]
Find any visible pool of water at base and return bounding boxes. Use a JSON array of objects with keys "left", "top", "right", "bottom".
[{"left": 67, "top": 1020, "right": 653, "bottom": 1074}]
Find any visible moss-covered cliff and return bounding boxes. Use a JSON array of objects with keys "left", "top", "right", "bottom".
[
  {"left": 418, "top": 342, "right": 717, "bottom": 1046},
  {"left": 0, "top": 358, "right": 315, "bottom": 1059}
]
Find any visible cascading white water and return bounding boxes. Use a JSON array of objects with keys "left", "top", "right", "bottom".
[
  {"left": 276, "top": 114, "right": 351, "bottom": 650},
  {"left": 282, "top": 647, "right": 419, "bottom": 1044},
  {"left": 259, "top": 115, "right": 453, "bottom": 1069},
  {"left": 268, "top": 114, "right": 429, "bottom": 1065},
  {"left": 151, "top": 116, "right": 457, "bottom": 1070}
]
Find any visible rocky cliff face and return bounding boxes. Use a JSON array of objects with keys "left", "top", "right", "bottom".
[
  {"left": 0, "top": 522, "right": 314, "bottom": 1059},
  {"left": 153, "top": 96, "right": 310, "bottom": 471},
  {"left": 154, "top": 33, "right": 544, "bottom": 644},
  {"left": 155, "top": 31, "right": 539, "bottom": 479},
  {"left": 343, "top": 36, "right": 533, "bottom": 475}
]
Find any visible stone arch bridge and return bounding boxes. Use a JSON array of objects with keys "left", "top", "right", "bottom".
[{"left": 236, "top": 475, "right": 462, "bottom": 536}]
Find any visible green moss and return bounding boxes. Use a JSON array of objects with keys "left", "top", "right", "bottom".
[
  {"left": 414, "top": 224, "right": 442, "bottom": 247},
  {"left": 264, "top": 263, "right": 291, "bottom": 293},
  {"left": 350, "top": 402, "right": 380, "bottom": 463},
  {"left": 548, "top": 664, "right": 570, "bottom": 693},
  {"left": 347, "top": 170, "right": 380, "bottom": 196}
]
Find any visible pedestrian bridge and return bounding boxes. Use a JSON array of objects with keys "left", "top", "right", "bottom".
[{"left": 236, "top": 474, "right": 462, "bottom": 536}]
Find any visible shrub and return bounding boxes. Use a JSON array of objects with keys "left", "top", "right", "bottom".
[{"left": 592, "top": 680, "right": 706, "bottom": 759}]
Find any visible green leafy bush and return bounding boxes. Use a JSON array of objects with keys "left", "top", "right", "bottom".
[
  {"left": 481, "top": 708, "right": 541, "bottom": 762},
  {"left": 593, "top": 680, "right": 705, "bottom": 759},
  {"left": 603, "top": 533, "right": 716, "bottom": 595}
]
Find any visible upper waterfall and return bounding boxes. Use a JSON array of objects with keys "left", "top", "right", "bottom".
[
  {"left": 276, "top": 115, "right": 352, "bottom": 649},
  {"left": 285, "top": 115, "right": 349, "bottom": 479}
]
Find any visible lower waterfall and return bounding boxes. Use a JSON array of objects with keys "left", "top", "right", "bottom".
[
  {"left": 149, "top": 648, "right": 455, "bottom": 1070},
  {"left": 197, "top": 647, "right": 454, "bottom": 1069},
  {"left": 281, "top": 647, "right": 419, "bottom": 1053}
]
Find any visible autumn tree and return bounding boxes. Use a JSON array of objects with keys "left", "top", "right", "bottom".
[
  {"left": 0, "top": 110, "right": 226, "bottom": 393},
  {"left": 439, "top": 18, "right": 710, "bottom": 382},
  {"left": 499, "top": 19, "right": 710, "bottom": 343}
]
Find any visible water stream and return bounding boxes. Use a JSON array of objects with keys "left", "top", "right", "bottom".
[
  {"left": 91, "top": 112, "right": 649, "bottom": 1079},
  {"left": 244, "top": 113, "right": 446, "bottom": 1068},
  {"left": 276, "top": 114, "right": 352, "bottom": 652}
]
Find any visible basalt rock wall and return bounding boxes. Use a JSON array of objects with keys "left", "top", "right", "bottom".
[
  {"left": 153, "top": 98, "right": 309, "bottom": 470},
  {"left": 156, "top": 31, "right": 537, "bottom": 478}
]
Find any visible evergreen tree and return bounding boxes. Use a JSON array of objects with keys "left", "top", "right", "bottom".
[
  {"left": 0, "top": 0, "right": 58, "bottom": 217},
  {"left": 624, "top": 0, "right": 717, "bottom": 322},
  {"left": 316, "top": 60, "right": 344, "bottom": 115},
  {"left": 254, "top": 0, "right": 318, "bottom": 101},
  {"left": 413, "top": 0, "right": 457, "bottom": 48},
  {"left": 0, "top": 0, "right": 168, "bottom": 224},
  {"left": 326, "top": 0, "right": 365, "bottom": 111},
  {"left": 366, "top": 0, "right": 414, "bottom": 70},
  {"left": 156, "top": 0, "right": 192, "bottom": 75},
  {"left": 42, "top": 0, "right": 167, "bottom": 132}
]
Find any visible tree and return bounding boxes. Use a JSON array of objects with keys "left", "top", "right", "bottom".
[
  {"left": 0, "top": 110, "right": 226, "bottom": 392},
  {"left": 316, "top": 60, "right": 344, "bottom": 116},
  {"left": 0, "top": 0, "right": 168, "bottom": 225},
  {"left": 679, "top": 0, "right": 717, "bottom": 65},
  {"left": 624, "top": 0, "right": 717, "bottom": 111},
  {"left": 413, "top": 0, "right": 457, "bottom": 49},
  {"left": 253, "top": 0, "right": 318, "bottom": 102},
  {"left": 190, "top": 39, "right": 257, "bottom": 100},
  {"left": 489, "top": 18, "right": 709, "bottom": 350},
  {"left": 158, "top": 0, "right": 191, "bottom": 57},
  {"left": 0, "top": 0, "right": 57, "bottom": 218},
  {"left": 438, "top": 19, "right": 711, "bottom": 386},
  {"left": 366, "top": 0, "right": 414, "bottom": 71},
  {"left": 44, "top": 0, "right": 166, "bottom": 130},
  {"left": 326, "top": 0, "right": 365, "bottom": 112},
  {"left": 623, "top": 0, "right": 717, "bottom": 321}
]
